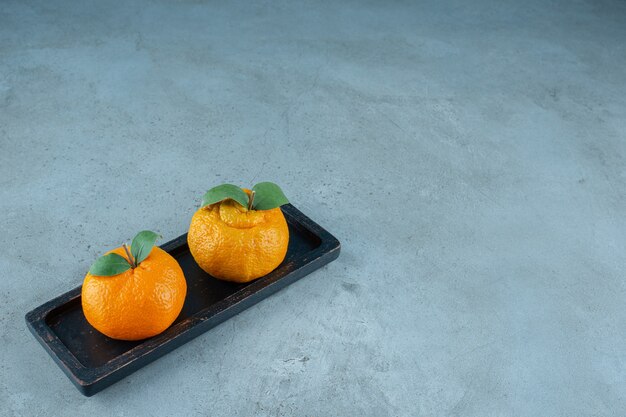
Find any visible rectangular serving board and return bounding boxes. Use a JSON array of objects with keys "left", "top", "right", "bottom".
[{"left": 25, "top": 204, "right": 340, "bottom": 396}]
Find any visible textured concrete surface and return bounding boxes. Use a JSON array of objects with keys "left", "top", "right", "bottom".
[{"left": 1, "top": 0, "right": 625, "bottom": 415}]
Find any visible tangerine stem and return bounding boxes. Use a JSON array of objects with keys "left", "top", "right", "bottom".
[
  {"left": 122, "top": 243, "right": 136, "bottom": 268},
  {"left": 248, "top": 190, "right": 256, "bottom": 211}
]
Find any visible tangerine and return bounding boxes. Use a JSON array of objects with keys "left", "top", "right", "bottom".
[
  {"left": 188, "top": 189, "right": 289, "bottom": 283},
  {"left": 82, "top": 246, "right": 186, "bottom": 341}
]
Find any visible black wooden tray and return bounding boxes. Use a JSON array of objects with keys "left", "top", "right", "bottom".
[{"left": 25, "top": 204, "right": 340, "bottom": 396}]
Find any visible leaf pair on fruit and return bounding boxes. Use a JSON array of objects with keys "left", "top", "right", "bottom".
[
  {"left": 89, "top": 231, "right": 161, "bottom": 276},
  {"left": 201, "top": 182, "right": 289, "bottom": 211}
]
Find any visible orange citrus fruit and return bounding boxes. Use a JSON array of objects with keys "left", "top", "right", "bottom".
[
  {"left": 188, "top": 189, "right": 289, "bottom": 283},
  {"left": 82, "top": 246, "right": 187, "bottom": 341}
]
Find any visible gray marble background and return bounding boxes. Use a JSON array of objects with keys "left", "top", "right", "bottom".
[{"left": 1, "top": 0, "right": 625, "bottom": 415}]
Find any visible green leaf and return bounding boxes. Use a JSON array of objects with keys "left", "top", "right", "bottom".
[
  {"left": 201, "top": 184, "right": 249, "bottom": 209},
  {"left": 89, "top": 253, "right": 132, "bottom": 276},
  {"left": 131, "top": 230, "right": 161, "bottom": 265},
  {"left": 251, "top": 182, "right": 289, "bottom": 210}
]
